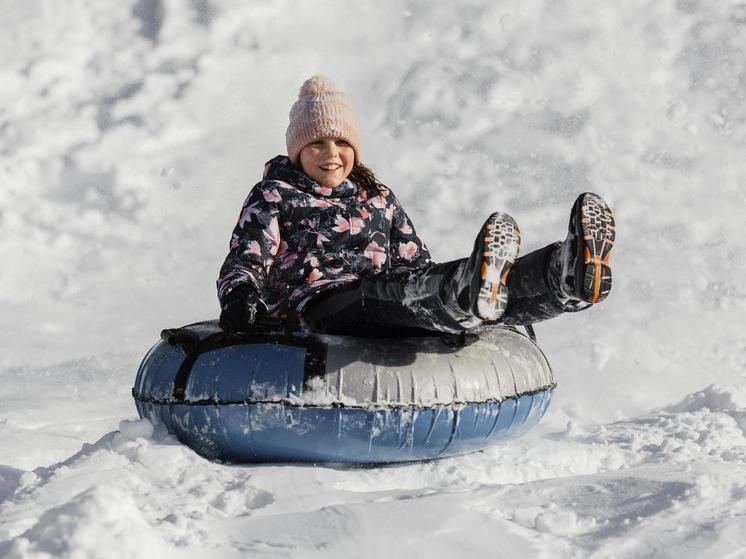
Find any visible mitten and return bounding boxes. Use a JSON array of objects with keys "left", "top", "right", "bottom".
[{"left": 219, "top": 287, "right": 268, "bottom": 332}]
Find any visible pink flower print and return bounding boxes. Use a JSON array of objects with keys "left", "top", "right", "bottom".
[
  {"left": 399, "top": 222, "right": 413, "bottom": 235},
  {"left": 385, "top": 205, "right": 394, "bottom": 221},
  {"left": 230, "top": 236, "right": 240, "bottom": 250},
  {"left": 364, "top": 241, "right": 387, "bottom": 269},
  {"left": 307, "top": 268, "right": 324, "bottom": 282},
  {"left": 310, "top": 198, "right": 332, "bottom": 208},
  {"left": 332, "top": 215, "right": 365, "bottom": 235},
  {"left": 238, "top": 202, "right": 262, "bottom": 228},
  {"left": 243, "top": 240, "right": 262, "bottom": 256},
  {"left": 358, "top": 207, "right": 370, "bottom": 219},
  {"left": 398, "top": 241, "right": 418, "bottom": 261},
  {"left": 371, "top": 194, "right": 387, "bottom": 209},
  {"left": 262, "top": 188, "right": 282, "bottom": 203},
  {"left": 264, "top": 216, "right": 280, "bottom": 255},
  {"left": 304, "top": 253, "right": 320, "bottom": 268},
  {"left": 350, "top": 217, "right": 364, "bottom": 234},
  {"left": 315, "top": 232, "right": 331, "bottom": 248},
  {"left": 316, "top": 186, "right": 333, "bottom": 196},
  {"left": 332, "top": 215, "right": 351, "bottom": 233}
]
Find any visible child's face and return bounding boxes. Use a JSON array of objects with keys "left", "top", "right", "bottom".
[{"left": 299, "top": 138, "right": 355, "bottom": 189}]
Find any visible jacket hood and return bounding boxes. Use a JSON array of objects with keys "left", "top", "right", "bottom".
[{"left": 263, "top": 155, "right": 358, "bottom": 198}]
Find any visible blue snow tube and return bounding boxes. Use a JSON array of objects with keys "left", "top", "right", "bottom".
[{"left": 132, "top": 321, "right": 555, "bottom": 464}]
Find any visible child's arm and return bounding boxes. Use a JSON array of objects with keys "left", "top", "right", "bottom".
[
  {"left": 388, "top": 194, "right": 432, "bottom": 273},
  {"left": 216, "top": 183, "right": 282, "bottom": 305}
]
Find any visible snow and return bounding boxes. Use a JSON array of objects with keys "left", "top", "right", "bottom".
[{"left": 2, "top": 0, "right": 746, "bottom": 557}]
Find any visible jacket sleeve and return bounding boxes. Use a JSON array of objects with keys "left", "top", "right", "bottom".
[
  {"left": 388, "top": 192, "right": 432, "bottom": 273},
  {"left": 216, "top": 182, "right": 282, "bottom": 304}
]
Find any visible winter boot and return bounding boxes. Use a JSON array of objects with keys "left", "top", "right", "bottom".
[
  {"left": 550, "top": 192, "right": 615, "bottom": 304},
  {"left": 458, "top": 212, "right": 521, "bottom": 321}
]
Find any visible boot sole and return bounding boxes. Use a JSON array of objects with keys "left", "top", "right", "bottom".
[
  {"left": 576, "top": 193, "right": 615, "bottom": 304},
  {"left": 474, "top": 212, "right": 521, "bottom": 320}
]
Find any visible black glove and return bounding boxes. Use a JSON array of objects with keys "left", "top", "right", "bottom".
[{"left": 219, "top": 287, "right": 268, "bottom": 332}]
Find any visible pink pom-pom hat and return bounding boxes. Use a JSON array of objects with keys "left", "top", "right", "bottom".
[{"left": 286, "top": 75, "right": 361, "bottom": 164}]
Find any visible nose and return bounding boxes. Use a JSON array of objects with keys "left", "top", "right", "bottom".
[{"left": 325, "top": 140, "right": 339, "bottom": 156}]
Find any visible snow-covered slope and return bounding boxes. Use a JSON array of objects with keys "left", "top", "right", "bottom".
[{"left": 2, "top": 1, "right": 745, "bottom": 557}]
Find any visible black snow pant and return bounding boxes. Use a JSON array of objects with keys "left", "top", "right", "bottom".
[{"left": 300, "top": 242, "right": 576, "bottom": 337}]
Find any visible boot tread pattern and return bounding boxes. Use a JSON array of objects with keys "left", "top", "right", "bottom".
[
  {"left": 476, "top": 212, "right": 520, "bottom": 320},
  {"left": 579, "top": 193, "right": 615, "bottom": 304}
]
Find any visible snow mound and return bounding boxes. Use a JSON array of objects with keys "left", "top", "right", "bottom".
[
  {"left": 586, "top": 397, "right": 746, "bottom": 466},
  {"left": 118, "top": 418, "right": 154, "bottom": 441},
  {"left": 664, "top": 383, "right": 746, "bottom": 413},
  {"left": 2, "top": 485, "right": 173, "bottom": 559},
  {"left": 0, "top": 466, "right": 25, "bottom": 503},
  {"left": 1, "top": 426, "right": 276, "bottom": 556}
]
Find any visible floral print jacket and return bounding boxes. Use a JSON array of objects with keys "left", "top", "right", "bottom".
[{"left": 217, "top": 155, "right": 431, "bottom": 319}]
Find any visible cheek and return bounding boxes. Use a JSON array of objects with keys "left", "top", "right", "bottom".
[
  {"left": 343, "top": 149, "right": 355, "bottom": 171},
  {"left": 299, "top": 150, "right": 319, "bottom": 175}
]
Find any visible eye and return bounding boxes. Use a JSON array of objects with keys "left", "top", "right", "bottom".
[{"left": 336, "top": 140, "right": 350, "bottom": 146}]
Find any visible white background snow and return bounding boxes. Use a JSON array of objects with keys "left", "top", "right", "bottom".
[{"left": 1, "top": 0, "right": 746, "bottom": 557}]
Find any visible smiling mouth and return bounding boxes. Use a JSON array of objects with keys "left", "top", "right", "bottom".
[{"left": 319, "top": 163, "right": 342, "bottom": 171}]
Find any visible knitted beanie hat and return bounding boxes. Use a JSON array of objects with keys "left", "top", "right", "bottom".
[{"left": 286, "top": 75, "right": 361, "bottom": 164}]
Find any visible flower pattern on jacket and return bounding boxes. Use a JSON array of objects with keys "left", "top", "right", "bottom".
[{"left": 217, "top": 155, "right": 431, "bottom": 319}]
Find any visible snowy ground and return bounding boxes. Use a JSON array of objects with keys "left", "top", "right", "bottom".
[{"left": 2, "top": 1, "right": 746, "bottom": 557}]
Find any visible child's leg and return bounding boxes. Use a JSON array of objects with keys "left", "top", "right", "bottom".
[
  {"left": 300, "top": 197, "right": 615, "bottom": 334},
  {"left": 299, "top": 260, "right": 469, "bottom": 336},
  {"left": 499, "top": 242, "right": 578, "bottom": 326}
]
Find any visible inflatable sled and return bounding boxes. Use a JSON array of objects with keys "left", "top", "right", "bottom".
[{"left": 132, "top": 321, "right": 555, "bottom": 464}]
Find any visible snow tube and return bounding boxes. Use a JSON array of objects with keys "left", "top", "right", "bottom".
[{"left": 132, "top": 321, "right": 555, "bottom": 464}]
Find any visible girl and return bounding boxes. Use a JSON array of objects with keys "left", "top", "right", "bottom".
[{"left": 217, "top": 76, "right": 614, "bottom": 335}]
